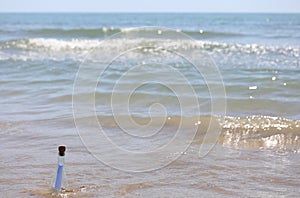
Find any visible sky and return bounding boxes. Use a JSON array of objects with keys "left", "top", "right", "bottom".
[{"left": 0, "top": 0, "right": 300, "bottom": 13}]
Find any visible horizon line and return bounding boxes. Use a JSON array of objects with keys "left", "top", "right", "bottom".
[{"left": 0, "top": 11, "right": 300, "bottom": 14}]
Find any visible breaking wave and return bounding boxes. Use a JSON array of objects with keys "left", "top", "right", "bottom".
[{"left": 0, "top": 38, "right": 299, "bottom": 62}]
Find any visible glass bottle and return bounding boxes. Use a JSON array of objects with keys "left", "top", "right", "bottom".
[{"left": 52, "top": 146, "right": 68, "bottom": 193}]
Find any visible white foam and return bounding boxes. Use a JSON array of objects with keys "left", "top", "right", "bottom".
[
  {"left": 249, "top": 86, "right": 257, "bottom": 90},
  {"left": 1, "top": 38, "right": 299, "bottom": 61},
  {"left": 2, "top": 38, "right": 299, "bottom": 53},
  {"left": 24, "top": 38, "right": 102, "bottom": 51}
]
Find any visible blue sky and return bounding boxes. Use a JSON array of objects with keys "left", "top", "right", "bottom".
[{"left": 1, "top": 0, "right": 300, "bottom": 13}]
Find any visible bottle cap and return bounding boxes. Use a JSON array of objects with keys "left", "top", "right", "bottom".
[{"left": 58, "top": 146, "right": 66, "bottom": 156}]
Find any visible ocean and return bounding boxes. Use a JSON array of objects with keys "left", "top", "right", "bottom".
[{"left": 0, "top": 13, "right": 299, "bottom": 197}]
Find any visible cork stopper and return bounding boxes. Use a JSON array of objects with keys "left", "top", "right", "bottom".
[{"left": 58, "top": 146, "right": 66, "bottom": 156}]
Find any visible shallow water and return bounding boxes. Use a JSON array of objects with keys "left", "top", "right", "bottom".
[
  {"left": 1, "top": 118, "right": 299, "bottom": 197},
  {"left": 0, "top": 13, "right": 300, "bottom": 197}
]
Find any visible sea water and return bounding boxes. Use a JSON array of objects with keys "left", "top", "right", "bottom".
[{"left": 0, "top": 13, "right": 299, "bottom": 197}]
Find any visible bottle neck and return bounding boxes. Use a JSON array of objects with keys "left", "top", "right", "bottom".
[{"left": 57, "top": 155, "right": 65, "bottom": 166}]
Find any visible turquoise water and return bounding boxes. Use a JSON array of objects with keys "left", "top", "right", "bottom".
[{"left": 0, "top": 14, "right": 299, "bottom": 197}]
